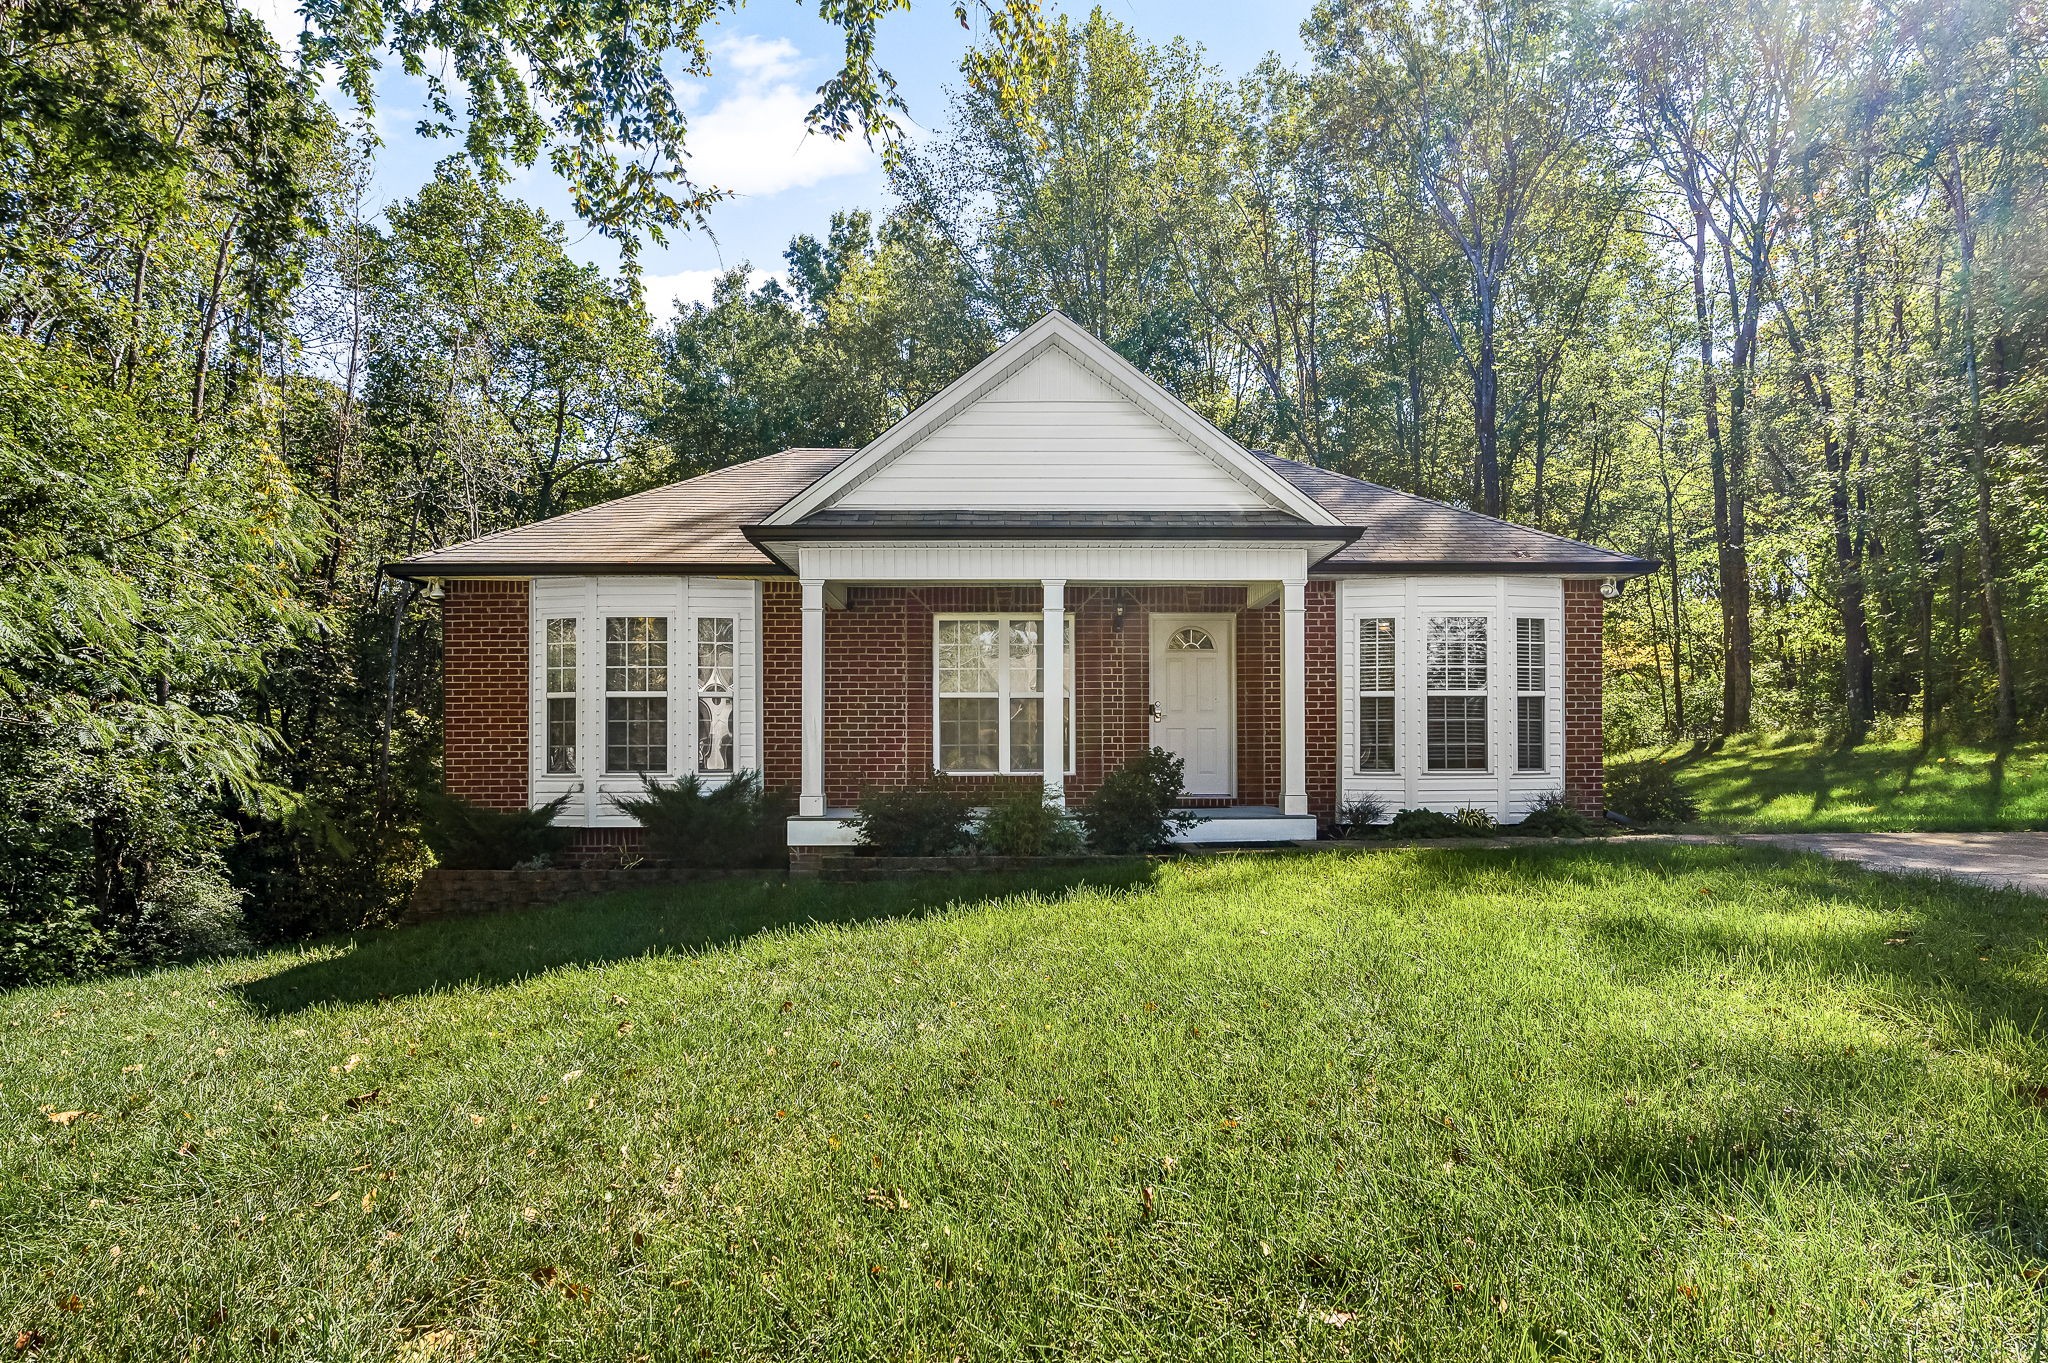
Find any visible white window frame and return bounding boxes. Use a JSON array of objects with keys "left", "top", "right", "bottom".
[
  {"left": 693, "top": 614, "right": 738, "bottom": 776},
  {"left": 1355, "top": 616, "right": 1397, "bottom": 774},
  {"left": 543, "top": 617, "right": 579, "bottom": 775},
  {"left": 1425, "top": 614, "right": 1490, "bottom": 773},
  {"left": 603, "top": 614, "right": 671, "bottom": 775},
  {"left": 1515, "top": 616, "right": 1547, "bottom": 773},
  {"left": 932, "top": 613, "right": 1075, "bottom": 777}
]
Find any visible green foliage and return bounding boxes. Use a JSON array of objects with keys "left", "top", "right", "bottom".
[
  {"left": 975, "top": 793, "right": 1087, "bottom": 857},
  {"left": 851, "top": 780, "right": 979, "bottom": 857},
  {"left": 1336, "top": 794, "right": 1389, "bottom": 837},
  {"left": 1080, "top": 748, "right": 1197, "bottom": 854},
  {"left": 1606, "top": 760, "right": 1701, "bottom": 825},
  {"left": 1385, "top": 808, "right": 1463, "bottom": 839},
  {"left": 610, "top": 771, "right": 791, "bottom": 870},
  {"left": 1453, "top": 807, "right": 1498, "bottom": 835},
  {"left": 1512, "top": 792, "right": 1595, "bottom": 838},
  {"left": 420, "top": 792, "right": 576, "bottom": 870}
]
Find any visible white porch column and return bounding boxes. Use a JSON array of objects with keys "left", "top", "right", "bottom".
[
  {"left": 1281, "top": 576, "right": 1309, "bottom": 817},
  {"left": 799, "top": 578, "right": 826, "bottom": 817},
  {"left": 1040, "top": 578, "right": 1066, "bottom": 806}
]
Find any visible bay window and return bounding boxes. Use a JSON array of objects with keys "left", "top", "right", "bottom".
[
  {"left": 604, "top": 616, "right": 668, "bottom": 773},
  {"left": 696, "top": 616, "right": 737, "bottom": 774}
]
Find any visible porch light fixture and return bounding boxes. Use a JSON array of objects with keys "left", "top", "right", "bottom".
[
  {"left": 422, "top": 578, "right": 445, "bottom": 602},
  {"left": 1598, "top": 577, "right": 1622, "bottom": 601},
  {"left": 1112, "top": 595, "right": 1127, "bottom": 633}
]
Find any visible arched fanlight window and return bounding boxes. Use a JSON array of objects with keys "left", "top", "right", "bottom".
[{"left": 1167, "top": 626, "right": 1217, "bottom": 652}]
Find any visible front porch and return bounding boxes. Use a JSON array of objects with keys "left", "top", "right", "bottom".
[{"left": 767, "top": 565, "right": 1335, "bottom": 849}]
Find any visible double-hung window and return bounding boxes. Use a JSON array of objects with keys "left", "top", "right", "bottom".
[
  {"left": 695, "top": 616, "right": 737, "bottom": 774},
  {"left": 544, "top": 619, "right": 578, "bottom": 774},
  {"left": 1516, "top": 618, "right": 1547, "bottom": 771},
  {"left": 1356, "top": 617, "right": 1397, "bottom": 772},
  {"left": 1426, "top": 616, "right": 1488, "bottom": 771},
  {"left": 934, "top": 615, "right": 1073, "bottom": 775},
  {"left": 605, "top": 616, "right": 668, "bottom": 773}
]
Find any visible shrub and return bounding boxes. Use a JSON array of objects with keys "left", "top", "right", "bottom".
[
  {"left": 975, "top": 792, "right": 1087, "bottom": 856},
  {"left": 1606, "top": 760, "right": 1700, "bottom": 824},
  {"left": 1335, "top": 793, "right": 1389, "bottom": 838},
  {"left": 851, "top": 779, "right": 978, "bottom": 856},
  {"left": 1386, "top": 807, "right": 1462, "bottom": 838},
  {"left": 420, "top": 791, "right": 576, "bottom": 870},
  {"left": 1513, "top": 791, "right": 1594, "bottom": 838},
  {"left": 1081, "top": 748, "right": 1198, "bottom": 854},
  {"left": 1453, "top": 806, "right": 1497, "bottom": 835},
  {"left": 611, "top": 771, "right": 791, "bottom": 869}
]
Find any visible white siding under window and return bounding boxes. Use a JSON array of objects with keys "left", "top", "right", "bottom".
[
  {"left": 529, "top": 576, "right": 762, "bottom": 826},
  {"left": 1337, "top": 575, "right": 1565, "bottom": 821}
]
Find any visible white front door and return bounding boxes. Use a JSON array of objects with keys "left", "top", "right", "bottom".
[{"left": 1150, "top": 615, "right": 1234, "bottom": 797}]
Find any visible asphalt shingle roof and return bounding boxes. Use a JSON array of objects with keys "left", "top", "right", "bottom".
[{"left": 388, "top": 446, "right": 1652, "bottom": 577}]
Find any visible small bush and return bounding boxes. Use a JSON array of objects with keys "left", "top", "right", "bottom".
[
  {"left": 611, "top": 771, "right": 791, "bottom": 869},
  {"left": 1386, "top": 807, "right": 1462, "bottom": 839},
  {"left": 421, "top": 792, "right": 575, "bottom": 870},
  {"left": 1453, "top": 806, "right": 1497, "bottom": 835},
  {"left": 851, "top": 779, "right": 978, "bottom": 856},
  {"left": 976, "top": 792, "right": 1086, "bottom": 856},
  {"left": 1607, "top": 760, "right": 1699, "bottom": 824},
  {"left": 1513, "top": 791, "right": 1594, "bottom": 838},
  {"left": 1081, "top": 748, "right": 1197, "bottom": 854},
  {"left": 1336, "top": 794, "right": 1388, "bottom": 838}
]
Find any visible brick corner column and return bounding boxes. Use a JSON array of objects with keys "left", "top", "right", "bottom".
[
  {"left": 441, "top": 577, "right": 531, "bottom": 812},
  {"left": 1563, "top": 579, "right": 1605, "bottom": 817}
]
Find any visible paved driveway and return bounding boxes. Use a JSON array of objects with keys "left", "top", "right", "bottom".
[{"left": 1726, "top": 831, "right": 2048, "bottom": 897}]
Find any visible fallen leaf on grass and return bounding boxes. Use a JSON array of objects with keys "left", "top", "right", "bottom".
[
  {"left": 343, "top": 1054, "right": 363, "bottom": 1072},
  {"left": 862, "top": 1188, "right": 909, "bottom": 1211},
  {"left": 1317, "top": 1310, "right": 1357, "bottom": 1328},
  {"left": 345, "top": 1089, "right": 381, "bottom": 1111},
  {"left": 56, "top": 1298, "right": 80, "bottom": 1314},
  {"left": 1676, "top": 1283, "right": 1699, "bottom": 1301},
  {"left": 14, "top": 1330, "right": 44, "bottom": 1352},
  {"left": 44, "top": 1110, "right": 86, "bottom": 1126}
]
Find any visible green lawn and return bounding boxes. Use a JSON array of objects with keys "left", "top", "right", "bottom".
[
  {"left": 1629, "top": 733, "right": 2048, "bottom": 832},
  {"left": 4, "top": 848, "right": 2046, "bottom": 1360}
]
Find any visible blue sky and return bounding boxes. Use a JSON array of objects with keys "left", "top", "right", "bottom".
[{"left": 248, "top": 1, "right": 1314, "bottom": 317}]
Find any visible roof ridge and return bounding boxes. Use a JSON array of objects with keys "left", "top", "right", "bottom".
[{"left": 1253, "top": 452, "right": 1640, "bottom": 562}]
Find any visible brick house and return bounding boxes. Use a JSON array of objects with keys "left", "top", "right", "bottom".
[{"left": 392, "top": 313, "right": 1653, "bottom": 860}]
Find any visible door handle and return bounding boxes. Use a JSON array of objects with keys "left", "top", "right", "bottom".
[{"left": 1147, "top": 701, "right": 1164, "bottom": 722}]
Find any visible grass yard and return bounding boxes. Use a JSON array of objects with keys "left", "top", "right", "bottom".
[
  {"left": 1631, "top": 734, "right": 2048, "bottom": 832},
  {"left": 4, "top": 847, "right": 2046, "bottom": 1360}
]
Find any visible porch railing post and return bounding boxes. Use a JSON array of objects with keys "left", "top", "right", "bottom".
[
  {"left": 1041, "top": 577, "right": 1066, "bottom": 806},
  {"left": 800, "top": 578, "right": 826, "bottom": 817},
  {"left": 1282, "top": 576, "right": 1308, "bottom": 817}
]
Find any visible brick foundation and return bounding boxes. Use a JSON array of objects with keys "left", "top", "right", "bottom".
[
  {"left": 1564, "top": 579, "right": 1605, "bottom": 816},
  {"left": 442, "top": 578, "right": 529, "bottom": 812}
]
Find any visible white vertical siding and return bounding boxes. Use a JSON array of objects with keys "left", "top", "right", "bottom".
[
  {"left": 527, "top": 575, "right": 762, "bottom": 827},
  {"left": 1336, "top": 575, "right": 1566, "bottom": 822}
]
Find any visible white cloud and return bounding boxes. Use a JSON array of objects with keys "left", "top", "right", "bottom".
[
  {"left": 639, "top": 267, "right": 787, "bottom": 313},
  {"left": 680, "top": 36, "right": 880, "bottom": 198}
]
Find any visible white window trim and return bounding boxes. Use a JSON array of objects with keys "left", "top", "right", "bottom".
[
  {"left": 602, "top": 613, "right": 673, "bottom": 776},
  {"left": 1425, "top": 614, "right": 1491, "bottom": 775},
  {"left": 931, "top": 612, "right": 1076, "bottom": 777},
  {"left": 1355, "top": 616, "right": 1398, "bottom": 775}
]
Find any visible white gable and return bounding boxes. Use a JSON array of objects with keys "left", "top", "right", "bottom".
[
  {"left": 763, "top": 313, "right": 1340, "bottom": 526},
  {"left": 835, "top": 345, "right": 1269, "bottom": 512}
]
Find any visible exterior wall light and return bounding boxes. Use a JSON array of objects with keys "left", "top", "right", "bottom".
[
  {"left": 1598, "top": 577, "right": 1622, "bottom": 601},
  {"left": 422, "top": 578, "right": 445, "bottom": 602}
]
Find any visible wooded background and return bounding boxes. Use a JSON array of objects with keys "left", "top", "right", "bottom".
[{"left": 3, "top": 0, "right": 2043, "bottom": 979}]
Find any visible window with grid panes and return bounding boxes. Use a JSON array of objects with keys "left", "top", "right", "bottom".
[
  {"left": 934, "top": 615, "right": 1072, "bottom": 774},
  {"left": 543, "top": 618, "right": 578, "bottom": 774},
  {"left": 604, "top": 616, "right": 668, "bottom": 773},
  {"left": 1356, "top": 617, "right": 1396, "bottom": 772},
  {"left": 1426, "top": 616, "right": 1488, "bottom": 771},
  {"left": 1515, "top": 617, "right": 1547, "bottom": 771}
]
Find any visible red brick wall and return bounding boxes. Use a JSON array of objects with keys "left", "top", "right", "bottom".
[
  {"left": 756, "top": 583, "right": 1299, "bottom": 809},
  {"left": 1306, "top": 580, "right": 1339, "bottom": 823},
  {"left": 1564, "top": 579, "right": 1605, "bottom": 816},
  {"left": 441, "top": 578, "right": 529, "bottom": 812}
]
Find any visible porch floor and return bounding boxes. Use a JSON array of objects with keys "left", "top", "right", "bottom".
[{"left": 786, "top": 805, "right": 1318, "bottom": 848}]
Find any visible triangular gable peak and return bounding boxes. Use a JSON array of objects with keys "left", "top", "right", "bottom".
[{"left": 762, "top": 313, "right": 1340, "bottom": 526}]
